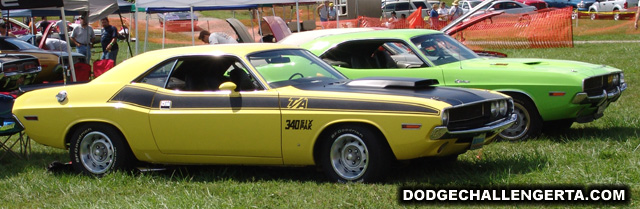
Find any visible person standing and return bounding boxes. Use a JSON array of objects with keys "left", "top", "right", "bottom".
[
  {"left": 437, "top": 2, "right": 449, "bottom": 21},
  {"left": 70, "top": 16, "right": 94, "bottom": 63},
  {"left": 635, "top": 6, "right": 639, "bottom": 30},
  {"left": 39, "top": 16, "right": 50, "bottom": 33},
  {"left": 317, "top": 1, "right": 330, "bottom": 28},
  {"left": 449, "top": 0, "right": 463, "bottom": 21},
  {"left": 100, "top": 18, "right": 119, "bottom": 64},
  {"left": 0, "top": 23, "right": 16, "bottom": 37},
  {"left": 430, "top": 4, "right": 440, "bottom": 29}
]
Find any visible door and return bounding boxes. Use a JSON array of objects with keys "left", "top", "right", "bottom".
[{"left": 142, "top": 55, "right": 282, "bottom": 157}]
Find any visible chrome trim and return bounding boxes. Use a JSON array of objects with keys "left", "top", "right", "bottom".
[
  {"left": 571, "top": 92, "right": 588, "bottom": 104},
  {"left": 430, "top": 114, "right": 517, "bottom": 140}
]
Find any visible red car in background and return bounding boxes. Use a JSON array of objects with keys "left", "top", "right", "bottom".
[{"left": 515, "top": 0, "right": 548, "bottom": 9}]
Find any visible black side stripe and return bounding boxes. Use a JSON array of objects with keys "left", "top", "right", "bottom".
[
  {"left": 152, "top": 93, "right": 280, "bottom": 109},
  {"left": 109, "top": 86, "right": 437, "bottom": 114},
  {"left": 109, "top": 86, "right": 156, "bottom": 107},
  {"left": 281, "top": 98, "right": 438, "bottom": 114}
]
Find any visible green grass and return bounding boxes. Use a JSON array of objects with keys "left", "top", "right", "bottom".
[{"left": 2, "top": 25, "right": 639, "bottom": 208}]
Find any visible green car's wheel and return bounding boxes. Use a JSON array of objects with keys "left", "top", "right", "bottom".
[
  {"left": 70, "top": 123, "right": 133, "bottom": 176},
  {"left": 499, "top": 95, "right": 542, "bottom": 141},
  {"left": 320, "top": 125, "right": 390, "bottom": 183}
]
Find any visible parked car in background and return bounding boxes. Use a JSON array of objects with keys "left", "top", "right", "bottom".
[
  {"left": 544, "top": 0, "right": 596, "bottom": 13},
  {"left": 12, "top": 43, "right": 516, "bottom": 182},
  {"left": 587, "top": 0, "right": 639, "bottom": 20},
  {"left": 284, "top": 29, "right": 627, "bottom": 141},
  {"left": 460, "top": 0, "right": 484, "bottom": 13},
  {"left": 157, "top": 11, "right": 198, "bottom": 29},
  {"left": 382, "top": 0, "right": 433, "bottom": 19},
  {"left": 515, "top": 0, "right": 549, "bottom": 9},
  {"left": 0, "top": 53, "right": 40, "bottom": 91},
  {"left": 476, "top": 0, "right": 538, "bottom": 15},
  {"left": 1, "top": 37, "right": 85, "bottom": 83}
]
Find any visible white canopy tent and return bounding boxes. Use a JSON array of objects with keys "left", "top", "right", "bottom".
[
  {"left": 1, "top": 0, "right": 119, "bottom": 82},
  {"left": 134, "top": 0, "right": 318, "bottom": 55}
]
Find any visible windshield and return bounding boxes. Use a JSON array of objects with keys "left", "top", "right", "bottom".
[
  {"left": 470, "top": 1, "right": 482, "bottom": 8},
  {"left": 411, "top": 34, "right": 479, "bottom": 65},
  {"left": 247, "top": 49, "right": 346, "bottom": 88}
]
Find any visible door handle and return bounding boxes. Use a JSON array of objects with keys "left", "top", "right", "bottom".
[{"left": 455, "top": 79, "right": 470, "bottom": 83}]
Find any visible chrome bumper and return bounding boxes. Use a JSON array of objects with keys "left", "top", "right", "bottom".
[
  {"left": 430, "top": 114, "right": 517, "bottom": 140},
  {"left": 571, "top": 82, "right": 626, "bottom": 105}
]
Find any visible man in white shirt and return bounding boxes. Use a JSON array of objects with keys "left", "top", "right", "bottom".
[
  {"left": 70, "top": 16, "right": 94, "bottom": 63},
  {"left": 449, "top": 0, "right": 463, "bottom": 21},
  {"left": 198, "top": 30, "right": 238, "bottom": 45}
]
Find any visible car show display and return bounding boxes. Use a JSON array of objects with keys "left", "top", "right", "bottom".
[{"left": 12, "top": 44, "right": 517, "bottom": 182}]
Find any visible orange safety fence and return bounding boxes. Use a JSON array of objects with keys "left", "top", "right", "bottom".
[{"left": 346, "top": 7, "right": 574, "bottom": 49}]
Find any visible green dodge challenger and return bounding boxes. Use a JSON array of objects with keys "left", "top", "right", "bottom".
[{"left": 281, "top": 29, "right": 627, "bottom": 141}]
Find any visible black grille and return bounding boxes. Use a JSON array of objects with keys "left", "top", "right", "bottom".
[
  {"left": 584, "top": 73, "right": 620, "bottom": 96},
  {"left": 447, "top": 102, "right": 490, "bottom": 131}
]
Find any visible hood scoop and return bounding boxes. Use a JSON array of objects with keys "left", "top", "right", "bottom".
[
  {"left": 347, "top": 77, "right": 439, "bottom": 89},
  {"left": 523, "top": 61, "right": 542, "bottom": 65}
]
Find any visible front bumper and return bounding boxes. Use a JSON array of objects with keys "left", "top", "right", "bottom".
[
  {"left": 571, "top": 82, "right": 627, "bottom": 123},
  {"left": 430, "top": 113, "right": 517, "bottom": 140}
]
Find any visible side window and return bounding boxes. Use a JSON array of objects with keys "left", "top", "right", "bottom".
[
  {"left": 138, "top": 59, "right": 178, "bottom": 87},
  {"left": 396, "top": 2, "right": 411, "bottom": 11},
  {"left": 320, "top": 41, "right": 427, "bottom": 70},
  {"left": 167, "top": 56, "right": 262, "bottom": 92},
  {"left": 383, "top": 3, "right": 395, "bottom": 12}
]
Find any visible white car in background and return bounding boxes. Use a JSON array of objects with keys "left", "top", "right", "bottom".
[
  {"left": 382, "top": 0, "right": 433, "bottom": 19},
  {"left": 588, "top": 0, "right": 639, "bottom": 20},
  {"left": 460, "top": 0, "right": 484, "bottom": 13}
]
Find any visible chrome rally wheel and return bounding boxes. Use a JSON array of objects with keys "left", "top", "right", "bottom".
[
  {"left": 330, "top": 134, "right": 369, "bottom": 181},
  {"left": 79, "top": 132, "right": 115, "bottom": 174}
]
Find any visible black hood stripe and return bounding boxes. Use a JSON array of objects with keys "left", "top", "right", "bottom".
[{"left": 281, "top": 97, "right": 438, "bottom": 114}]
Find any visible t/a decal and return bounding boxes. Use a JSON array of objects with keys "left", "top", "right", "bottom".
[
  {"left": 285, "top": 120, "right": 313, "bottom": 130},
  {"left": 287, "top": 97, "right": 308, "bottom": 109}
]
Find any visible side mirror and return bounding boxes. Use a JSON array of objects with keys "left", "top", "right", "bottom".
[{"left": 219, "top": 82, "right": 239, "bottom": 96}]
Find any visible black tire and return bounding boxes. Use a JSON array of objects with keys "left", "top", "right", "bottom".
[
  {"left": 70, "top": 123, "right": 133, "bottom": 176},
  {"left": 590, "top": 10, "right": 597, "bottom": 20},
  {"left": 319, "top": 125, "right": 390, "bottom": 183},
  {"left": 498, "top": 94, "right": 542, "bottom": 141},
  {"left": 613, "top": 9, "right": 620, "bottom": 21}
]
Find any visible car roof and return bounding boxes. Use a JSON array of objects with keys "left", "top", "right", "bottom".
[
  {"left": 94, "top": 43, "right": 301, "bottom": 83},
  {"left": 279, "top": 28, "right": 380, "bottom": 46},
  {"left": 295, "top": 29, "right": 443, "bottom": 53}
]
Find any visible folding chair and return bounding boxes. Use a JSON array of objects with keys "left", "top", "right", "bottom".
[{"left": 0, "top": 94, "right": 29, "bottom": 161}]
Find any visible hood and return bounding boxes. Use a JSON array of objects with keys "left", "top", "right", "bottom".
[
  {"left": 290, "top": 77, "right": 506, "bottom": 106},
  {"left": 454, "top": 58, "right": 622, "bottom": 77}
]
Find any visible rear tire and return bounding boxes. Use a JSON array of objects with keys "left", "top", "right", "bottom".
[
  {"left": 613, "top": 9, "right": 620, "bottom": 21},
  {"left": 319, "top": 125, "right": 390, "bottom": 183},
  {"left": 70, "top": 124, "right": 133, "bottom": 176},
  {"left": 498, "top": 94, "right": 542, "bottom": 141}
]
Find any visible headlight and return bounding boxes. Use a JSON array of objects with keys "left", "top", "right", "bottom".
[
  {"left": 491, "top": 101, "right": 499, "bottom": 118},
  {"left": 499, "top": 100, "right": 507, "bottom": 116},
  {"left": 441, "top": 110, "right": 449, "bottom": 126},
  {"left": 612, "top": 74, "right": 619, "bottom": 86}
]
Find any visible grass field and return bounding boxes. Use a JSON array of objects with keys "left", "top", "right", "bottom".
[{"left": 1, "top": 19, "right": 639, "bottom": 207}]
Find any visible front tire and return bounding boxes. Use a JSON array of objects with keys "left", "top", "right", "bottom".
[
  {"left": 590, "top": 9, "right": 597, "bottom": 20},
  {"left": 319, "top": 125, "right": 390, "bottom": 183},
  {"left": 70, "top": 124, "right": 133, "bottom": 176},
  {"left": 498, "top": 94, "right": 542, "bottom": 141},
  {"left": 613, "top": 9, "right": 620, "bottom": 21}
]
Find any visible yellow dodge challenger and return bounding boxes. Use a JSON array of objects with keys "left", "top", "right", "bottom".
[{"left": 13, "top": 44, "right": 516, "bottom": 182}]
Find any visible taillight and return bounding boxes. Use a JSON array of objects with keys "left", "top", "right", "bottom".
[
  {"left": 24, "top": 62, "right": 38, "bottom": 70},
  {"left": 3, "top": 64, "right": 17, "bottom": 73},
  {"left": 624, "top": 2, "right": 627, "bottom": 8}
]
